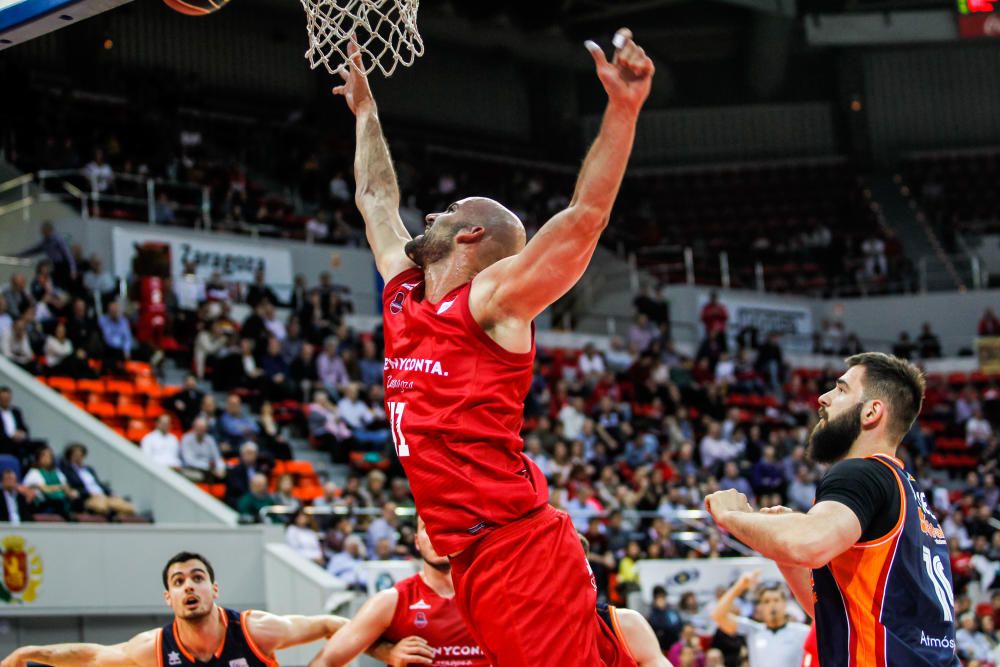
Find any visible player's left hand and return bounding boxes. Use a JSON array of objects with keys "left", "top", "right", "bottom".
[
  {"left": 385, "top": 636, "right": 433, "bottom": 666},
  {"left": 585, "top": 28, "right": 655, "bottom": 114},
  {"left": 704, "top": 489, "right": 753, "bottom": 526},
  {"left": 759, "top": 505, "right": 795, "bottom": 515}
]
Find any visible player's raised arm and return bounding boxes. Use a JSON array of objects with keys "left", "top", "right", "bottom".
[
  {"left": 1, "top": 630, "right": 156, "bottom": 667},
  {"left": 473, "top": 28, "right": 653, "bottom": 324},
  {"left": 333, "top": 41, "right": 416, "bottom": 282}
]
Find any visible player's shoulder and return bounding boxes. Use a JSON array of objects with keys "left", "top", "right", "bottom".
[
  {"left": 824, "top": 456, "right": 896, "bottom": 483},
  {"left": 123, "top": 628, "right": 160, "bottom": 663}
]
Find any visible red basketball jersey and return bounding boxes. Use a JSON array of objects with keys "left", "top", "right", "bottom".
[
  {"left": 384, "top": 573, "right": 490, "bottom": 666},
  {"left": 381, "top": 268, "right": 548, "bottom": 555}
]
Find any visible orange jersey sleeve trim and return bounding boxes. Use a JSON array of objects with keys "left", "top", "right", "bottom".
[
  {"left": 854, "top": 456, "right": 907, "bottom": 549},
  {"left": 608, "top": 606, "right": 636, "bottom": 664},
  {"left": 241, "top": 610, "right": 280, "bottom": 667}
]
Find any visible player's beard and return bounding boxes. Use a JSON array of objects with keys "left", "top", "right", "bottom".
[
  {"left": 404, "top": 231, "right": 454, "bottom": 268},
  {"left": 426, "top": 557, "right": 451, "bottom": 573},
  {"left": 808, "top": 402, "right": 863, "bottom": 464}
]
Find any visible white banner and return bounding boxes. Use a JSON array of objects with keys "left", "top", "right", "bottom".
[
  {"left": 362, "top": 560, "right": 419, "bottom": 597},
  {"left": 111, "top": 227, "right": 294, "bottom": 286},
  {"left": 634, "top": 557, "right": 783, "bottom": 607},
  {"left": 698, "top": 293, "right": 814, "bottom": 352}
]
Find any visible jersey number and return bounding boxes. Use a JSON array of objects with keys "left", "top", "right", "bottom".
[
  {"left": 922, "top": 546, "right": 954, "bottom": 622},
  {"left": 387, "top": 401, "right": 409, "bottom": 457}
]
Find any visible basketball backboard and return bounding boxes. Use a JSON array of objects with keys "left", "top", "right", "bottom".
[{"left": 0, "top": 0, "right": 133, "bottom": 50}]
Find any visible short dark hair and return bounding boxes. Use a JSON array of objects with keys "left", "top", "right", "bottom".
[
  {"left": 64, "top": 443, "right": 87, "bottom": 460},
  {"left": 653, "top": 585, "right": 667, "bottom": 598},
  {"left": 846, "top": 352, "right": 925, "bottom": 439},
  {"left": 162, "top": 552, "right": 215, "bottom": 590},
  {"left": 754, "top": 582, "right": 786, "bottom": 604}
]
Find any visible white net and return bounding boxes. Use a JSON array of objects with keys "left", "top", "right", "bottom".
[{"left": 300, "top": 0, "right": 424, "bottom": 78}]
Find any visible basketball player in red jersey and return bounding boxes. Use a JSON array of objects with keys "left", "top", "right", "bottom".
[
  {"left": 308, "top": 518, "right": 490, "bottom": 667},
  {"left": 309, "top": 523, "right": 671, "bottom": 667},
  {"left": 333, "top": 26, "right": 654, "bottom": 666}
]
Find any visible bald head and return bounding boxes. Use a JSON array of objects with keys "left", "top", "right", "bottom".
[{"left": 406, "top": 197, "right": 525, "bottom": 271}]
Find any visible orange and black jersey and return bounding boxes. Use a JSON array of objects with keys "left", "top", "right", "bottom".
[
  {"left": 812, "top": 454, "right": 960, "bottom": 667},
  {"left": 156, "top": 607, "right": 276, "bottom": 667}
]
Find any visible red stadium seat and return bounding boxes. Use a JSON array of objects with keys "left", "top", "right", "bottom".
[
  {"left": 47, "top": 377, "right": 77, "bottom": 393},
  {"left": 77, "top": 378, "right": 106, "bottom": 394}
]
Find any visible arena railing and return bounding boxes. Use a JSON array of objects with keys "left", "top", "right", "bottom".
[{"left": 259, "top": 505, "right": 755, "bottom": 557}]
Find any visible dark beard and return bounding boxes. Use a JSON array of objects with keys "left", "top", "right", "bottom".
[
  {"left": 808, "top": 402, "right": 863, "bottom": 464},
  {"left": 404, "top": 233, "right": 453, "bottom": 267},
  {"left": 426, "top": 558, "right": 451, "bottom": 573}
]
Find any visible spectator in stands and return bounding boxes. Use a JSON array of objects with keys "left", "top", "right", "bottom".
[
  {"left": 258, "top": 473, "right": 292, "bottom": 512},
  {"left": 0, "top": 466, "right": 32, "bottom": 524},
  {"left": 65, "top": 298, "right": 99, "bottom": 355},
  {"left": 0, "top": 296, "right": 11, "bottom": 342},
  {"left": 749, "top": 445, "right": 785, "bottom": 498},
  {"left": 82, "top": 255, "right": 116, "bottom": 306},
  {"left": 179, "top": 417, "right": 226, "bottom": 482},
  {"left": 285, "top": 507, "right": 324, "bottom": 566},
  {"left": 578, "top": 342, "right": 607, "bottom": 380},
  {"left": 164, "top": 374, "right": 204, "bottom": 430},
  {"left": 221, "top": 338, "right": 264, "bottom": 393},
  {"left": 336, "top": 383, "right": 387, "bottom": 446},
  {"left": 719, "top": 462, "right": 754, "bottom": 504},
  {"left": 326, "top": 534, "right": 366, "bottom": 589},
  {"left": 667, "top": 623, "right": 705, "bottom": 667},
  {"left": 967, "top": 407, "right": 993, "bottom": 451},
  {"left": 260, "top": 336, "right": 293, "bottom": 401},
  {"left": 317, "top": 337, "right": 349, "bottom": 397},
  {"left": 236, "top": 472, "right": 275, "bottom": 523},
  {"left": 711, "top": 572, "right": 809, "bottom": 667},
  {"left": 646, "top": 585, "right": 683, "bottom": 651},
  {"left": 1, "top": 319, "right": 37, "bottom": 373},
  {"left": 892, "top": 331, "right": 916, "bottom": 360},
  {"left": 280, "top": 317, "right": 304, "bottom": 365},
  {"left": 365, "top": 501, "right": 399, "bottom": 555},
  {"left": 629, "top": 313, "right": 658, "bottom": 353},
  {"left": 0, "top": 387, "right": 41, "bottom": 472},
  {"left": 357, "top": 339, "right": 382, "bottom": 387},
  {"left": 699, "top": 421, "right": 741, "bottom": 473},
  {"left": 308, "top": 390, "right": 352, "bottom": 463},
  {"left": 918, "top": 322, "right": 943, "bottom": 359},
  {"left": 98, "top": 300, "right": 133, "bottom": 372},
  {"left": 153, "top": 192, "right": 177, "bottom": 225},
  {"left": 16, "top": 222, "right": 77, "bottom": 290},
  {"left": 299, "top": 291, "right": 335, "bottom": 344},
  {"left": 23, "top": 446, "right": 76, "bottom": 519},
  {"left": 957, "top": 612, "right": 994, "bottom": 663},
  {"left": 979, "top": 308, "right": 1000, "bottom": 337},
  {"left": 256, "top": 401, "right": 292, "bottom": 461},
  {"left": 222, "top": 441, "right": 264, "bottom": 508},
  {"left": 140, "top": 415, "right": 182, "bottom": 470},
  {"left": 83, "top": 150, "right": 114, "bottom": 194},
  {"left": 43, "top": 321, "right": 91, "bottom": 379},
  {"left": 1, "top": 274, "right": 32, "bottom": 320},
  {"left": 193, "top": 319, "right": 227, "bottom": 381},
  {"left": 700, "top": 292, "right": 728, "bottom": 345},
  {"left": 246, "top": 270, "right": 279, "bottom": 309},
  {"left": 312, "top": 481, "right": 342, "bottom": 511},
  {"left": 218, "top": 393, "right": 260, "bottom": 451},
  {"left": 59, "top": 443, "right": 135, "bottom": 518},
  {"left": 754, "top": 332, "right": 784, "bottom": 394},
  {"left": 786, "top": 464, "right": 816, "bottom": 512}
]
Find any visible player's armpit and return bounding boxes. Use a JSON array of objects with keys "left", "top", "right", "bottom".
[{"left": 615, "top": 609, "right": 673, "bottom": 667}]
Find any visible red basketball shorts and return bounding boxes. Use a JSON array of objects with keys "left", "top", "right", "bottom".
[{"left": 449, "top": 505, "right": 637, "bottom": 667}]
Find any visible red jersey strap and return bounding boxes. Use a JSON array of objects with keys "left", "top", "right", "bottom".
[{"left": 382, "top": 267, "right": 424, "bottom": 299}]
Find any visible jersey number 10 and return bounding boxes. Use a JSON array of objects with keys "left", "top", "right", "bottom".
[
  {"left": 922, "top": 546, "right": 955, "bottom": 622},
  {"left": 387, "top": 402, "right": 409, "bottom": 457}
]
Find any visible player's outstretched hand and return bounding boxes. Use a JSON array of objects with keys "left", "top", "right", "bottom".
[
  {"left": 0, "top": 649, "right": 27, "bottom": 667},
  {"left": 585, "top": 28, "right": 654, "bottom": 114},
  {"left": 385, "top": 636, "right": 434, "bottom": 666},
  {"left": 332, "top": 39, "right": 375, "bottom": 116}
]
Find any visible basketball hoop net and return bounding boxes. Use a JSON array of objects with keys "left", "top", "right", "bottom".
[{"left": 300, "top": 0, "right": 423, "bottom": 78}]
